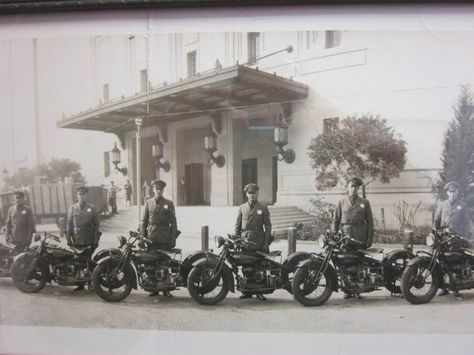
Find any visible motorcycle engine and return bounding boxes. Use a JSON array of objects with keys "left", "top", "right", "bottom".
[
  {"left": 54, "top": 260, "right": 89, "bottom": 284},
  {"left": 341, "top": 264, "right": 383, "bottom": 292},
  {"left": 448, "top": 261, "right": 474, "bottom": 289},
  {"left": 238, "top": 265, "right": 281, "bottom": 291},
  {"left": 139, "top": 264, "right": 181, "bottom": 289}
]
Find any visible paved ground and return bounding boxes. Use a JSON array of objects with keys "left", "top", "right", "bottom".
[{"left": 1, "top": 233, "right": 473, "bottom": 333}]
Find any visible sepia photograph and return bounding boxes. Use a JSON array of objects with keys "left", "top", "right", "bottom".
[{"left": 0, "top": 3, "right": 474, "bottom": 354}]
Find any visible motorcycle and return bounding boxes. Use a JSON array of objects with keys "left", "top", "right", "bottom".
[
  {"left": 401, "top": 228, "right": 474, "bottom": 304},
  {"left": 91, "top": 230, "right": 204, "bottom": 302},
  {"left": 291, "top": 230, "right": 413, "bottom": 306},
  {"left": 11, "top": 232, "right": 114, "bottom": 293},
  {"left": 0, "top": 238, "right": 21, "bottom": 277},
  {"left": 186, "top": 234, "right": 312, "bottom": 305}
]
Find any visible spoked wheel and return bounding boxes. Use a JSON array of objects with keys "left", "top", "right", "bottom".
[
  {"left": 384, "top": 254, "right": 411, "bottom": 294},
  {"left": 401, "top": 257, "right": 440, "bottom": 304},
  {"left": 92, "top": 260, "right": 133, "bottom": 302},
  {"left": 292, "top": 263, "right": 334, "bottom": 307},
  {"left": 11, "top": 254, "right": 48, "bottom": 293},
  {"left": 187, "top": 264, "right": 229, "bottom": 305}
]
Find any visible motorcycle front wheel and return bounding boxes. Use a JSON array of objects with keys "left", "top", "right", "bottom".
[
  {"left": 292, "top": 263, "right": 334, "bottom": 307},
  {"left": 11, "top": 254, "right": 48, "bottom": 293},
  {"left": 187, "top": 264, "right": 229, "bottom": 305},
  {"left": 401, "top": 257, "right": 440, "bottom": 304},
  {"left": 92, "top": 260, "right": 133, "bottom": 302}
]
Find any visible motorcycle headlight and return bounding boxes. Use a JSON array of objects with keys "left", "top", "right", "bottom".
[
  {"left": 426, "top": 233, "right": 435, "bottom": 247},
  {"left": 318, "top": 235, "right": 326, "bottom": 248},
  {"left": 117, "top": 235, "right": 127, "bottom": 248},
  {"left": 214, "top": 235, "right": 225, "bottom": 248}
]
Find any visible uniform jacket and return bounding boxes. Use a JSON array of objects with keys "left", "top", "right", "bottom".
[
  {"left": 332, "top": 195, "right": 374, "bottom": 247},
  {"left": 434, "top": 199, "right": 469, "bottom": 238},
  {"left": 6, "top": 204, "right": 36, "bottom": 244},
  {"left": 141, "top": 197, "right": 178, "bottom": 244},
  {"left": 235, "top": 201, "right": 272, "bottom": 251},
  {"left": 67, "top": 202, "right": 100, "bottom": 247}
]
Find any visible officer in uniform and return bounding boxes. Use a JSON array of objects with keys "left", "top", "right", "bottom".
[
  {"left": 332, "top": 177, "right": 374, "bottom": 299},
  {"left": 235, "top": 183, "right": 273, "bottom": 300},
  {"left": 141, "top": 179, "right": 180, "bottom": 297},
  {"left": 67, "top": 186, "right": 101, "bottom": 290},
  {"left": 6, "top": 190, "right": 36, "bottom": 252},
  {"left": 434, "top": 181, "right": 470, "bottom": 298}
]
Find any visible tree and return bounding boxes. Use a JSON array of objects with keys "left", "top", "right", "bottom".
[
  {"left": 308, "top": 114, "right": 407, "bottom": 196},
  {"left": 4, "top": 158, "right": 85, "bottom": 190},
  {"left": 438, "top": 86, "right": 474, "bottom": 198}
]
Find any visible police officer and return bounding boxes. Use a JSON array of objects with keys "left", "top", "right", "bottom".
[
  {"left": 6, "top": 190, "right": 36, "bottom": 252},
  {"left": 332, "top": 177, "right": 374, "bottom": 299},
  {"left": 434, "top": 181, "right": 470, "bottom": 298},
  {"left": 67, "top": 186, "right": 101, "bottom": 290},
  {"left": 141, "top": 179, "right": 179, "bottom": 297},
  {"left": 235, "top": 183, "right": 273, "bottom": 300}
]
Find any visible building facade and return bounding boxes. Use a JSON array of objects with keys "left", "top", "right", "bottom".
[{"left": 54, "top": 30, "right": 473, "bottom": 228}]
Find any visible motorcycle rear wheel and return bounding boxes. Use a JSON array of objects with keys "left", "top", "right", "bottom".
[
  {"left": 92, "top": 260, "right": 133, "bottom": 302},
  {"left": 187, "top": 264, "right": 229, "bottom": 305},
  {"left": 292, "top": 263, "right": 334, "bottom": 306},
  {"left": 11, "top": 254, "right": 48, "bottom": 293},
  {"left": 401, "top": 258, "right": 440, "bottom": 304},
  {"left": 384, "top": 254, "right": 410, "bottom": 294}
]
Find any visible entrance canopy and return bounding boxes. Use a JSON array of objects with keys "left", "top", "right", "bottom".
[{"left": 57, "top": 65, "right": 309, "bottom": 137}]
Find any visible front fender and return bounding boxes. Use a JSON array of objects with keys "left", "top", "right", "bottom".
[
  {"left": 406, "top": 255, "right": 443, "bottom": 285},
  {"left": 297, "top": 257, "right": 338, "bottom": 292},
  {"left": 96, "top": 255, "right": 138, "bottom": 290},
  {"left": 192, "top": 257, "right": 235, "bottom": 293},
  {"left": 14, "top": 252, "right": 51, "bottom": 282},
  {"left": 181, "top": 251, "right": 218, "bottom": 284},
  {"left": 282, "top": 251, "right": 312, "bottom": 272},
  {"left": 93, "top": 248, "right": 122, "bottom": 263},
  {"left": 383, "top": 249, "right": 414, "bottom": 266}
]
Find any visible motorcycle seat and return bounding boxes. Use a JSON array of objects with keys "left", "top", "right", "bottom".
[
  {"left": 258, "top": 250, "right": 282, "bottom": 257},
  {"left": 365, "top": 247, "right": 384, "bottom": 254},
  {"left": 68, "top": 246, "right": 91, "bottom": 255},
  {"left": 158, "top": 248, "right": 182, "bottom": 257}
]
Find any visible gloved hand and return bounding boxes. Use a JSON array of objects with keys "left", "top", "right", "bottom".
[
  {"left": 6, "top": 234, "right": 11, "bottom": 243},
  {"left": 263, "top": 244, "right": 270, "bottom": 253}
]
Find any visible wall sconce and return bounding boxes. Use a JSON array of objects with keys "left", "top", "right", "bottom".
[
  {"left": 204, "top": 132, "right": 225, "bottom": 168},
  {"left": 274, "top": 114, "right": 296, "bottom": 164},
  {"left": 152, "top": 138, "right": 171, "bottom": 172},
  {"left": 110, "top": 142, "right": 128, "bottom": 175}
]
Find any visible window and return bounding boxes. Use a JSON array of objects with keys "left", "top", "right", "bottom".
[
  {"left": 323, "top": 117, "right": 339, "bottom": 134},
  {"left": 140, "top": 69, "right": 149, "bottom": 93},
  {"left": 102, "top": 83, "right": 110, "bottom": 104},
  {"left": 187, "top": 51, "right": 197, "bottom": 77},
  {"left": 325, "top": 30, "right": 342, "bottom": 49},
  {"left": 247, "top": 32, "right": 260, "bottom": 64}
]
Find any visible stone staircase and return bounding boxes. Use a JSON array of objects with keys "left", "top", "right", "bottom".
[{"left": 99, "top": 205, "right": 315, "bottom": 238}]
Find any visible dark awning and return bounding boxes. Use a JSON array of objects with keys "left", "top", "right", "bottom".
[{"left": 57, "top": 65, "right": 309, "bottom": 134}]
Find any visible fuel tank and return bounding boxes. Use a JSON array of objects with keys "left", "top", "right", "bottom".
[
  {"left": 335, "top": 252, "right": 363, "bottom": 265},
  {"left": 231, "top": 251, "right": 263, "bottom": 266}
]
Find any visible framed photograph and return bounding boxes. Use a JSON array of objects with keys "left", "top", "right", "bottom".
[{"left": 1, "top": 2, "right": 473, "bottom": 354}]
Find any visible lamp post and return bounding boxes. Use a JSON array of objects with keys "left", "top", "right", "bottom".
[
  {"left": 110, "top": 142, "right": 128, "bottom": 175},
  {"left": 274, "top": 114, "right": 295, "bottom": 164},
  {"left": 204, "top": 132, "right": 225, "bottom": 168},
  {"left": 135, "top": 117, "right": 143, "bottom": 224}
]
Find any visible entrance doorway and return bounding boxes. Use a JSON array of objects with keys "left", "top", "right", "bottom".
[
  {"left": 242, "top": 158, "right": 257, "bottom": 202},
  {"left": 184, "top": 163, "right": 205, "bottom": 205}
]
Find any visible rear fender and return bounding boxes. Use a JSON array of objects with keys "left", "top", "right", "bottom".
[
  {"left": 383, "top": 249, "right": 414, "bottom": 265},
  {"left": 192, "top": 257, "right": 235, "bottom": 293},
  {"left": 96, "top": 255, "right": 138, "bottom": 290},
  {"left": 181, "top": 251, "right": 218, "bottom": 284},
  {"left": 297, "top": 257, "right": 338, "bottom": 292}
]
